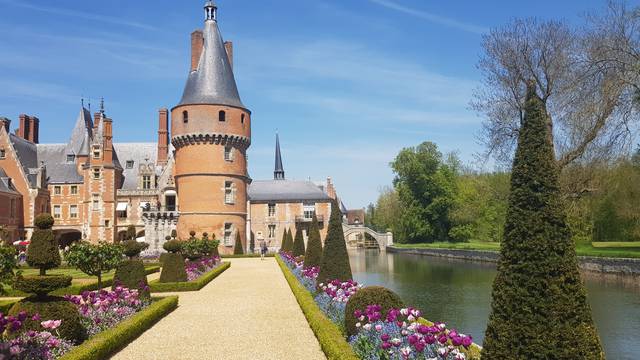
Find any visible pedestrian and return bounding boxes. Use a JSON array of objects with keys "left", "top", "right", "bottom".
[{"left": 260, "top": 239, "right": 268, "bottom": 260}]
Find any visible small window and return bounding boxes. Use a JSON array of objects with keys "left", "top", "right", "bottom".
[
  {"left": 303, "top": 202, "right": 316, "bottom": 220},
  {"left": 219, "top": 110, "right": 226, "bottom": 122},
  {"left": 92, "top": 195, "right": 100, "bottom": 210},
  {"left": 224, "top": 223, "right": 233, "bottom": 246},
  {"left": 104, "top": 219, "right": 110, "bottom": 228},
  {"left": 126, "top": 160, "right": 134, "bottom": 169},
  {"left": 93, "top": 146, "right": 101, "bottom": 159},
  {"left": 142, "top": 175, "right": 152, "bottom": 190},
  {"left": 268, "top": 224, "right": 276, "bottom": 239},
  {"left": 224, "top": 181, "right": 234, "bottom": 204},
  {"left": 93, "top": 168, "right": 100, "bottom": 179},
  {"left": 54, "top": 186, "right": 61, "bottom": 195},
  {"left": 0, "top": 149, "right": 5, "bottom": 159},
  {"left": 70, "top": 185, "right": 78, "bottom": 195},
  {"left": 66, "top": 154, "right": 75, "bottom": 163},
  {"left": 241, "top": 114, "right": 245, "bottom": 125},
  {"left": 183, "top": 111, "right": 188, "bottom": 123},
  {"left": 268, "top": 203, "right": 276, "bottom": 217},
  {"left": 224, "top": 146, "right": 233, "bottom": 162},
  {"left": 70, "top": 205, "right": 78, "bottom": 218},
  {"left": 53, "top": 205, "right": 61, "bottom": 219}
]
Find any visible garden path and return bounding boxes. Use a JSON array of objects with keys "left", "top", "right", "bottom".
[{"left": 113, "top": 258, "right": 326, "bottom": 360}]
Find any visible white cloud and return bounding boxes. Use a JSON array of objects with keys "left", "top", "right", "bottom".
[{"left": 0, "top": 79, "right": 79, "bottom": 104}]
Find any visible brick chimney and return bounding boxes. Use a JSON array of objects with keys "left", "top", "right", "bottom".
[
  {"left": 191, "top": 30, "right": 204, "bottom": 72},
  {"left": 157, "top": 108, "right": 169, "bottom": 166},
  {"left": 93, "top": 112, "right": 102, "bottom": 131},
  {"left": 326, "top": 177, "right": 337, "bottom": 200},
  {"left": 224, "top": 41, "right": 233, "bottom": 70},
  {"left": 17, "top": 114, "right": 39, "bottom": 143},
  {"left": 102, "top": 117, "right": 113, "bottom": 163}
]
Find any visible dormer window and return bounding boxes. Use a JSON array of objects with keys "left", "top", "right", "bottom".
[
  {"left": 142, "top": 175, "right": 152, "bottom": 190},
  {"left": 66, "top": 154, "right": 75, "bottom": 163},
  {"left": 0, "top": 149, "right": 5, "bottom": 159},
  {"left": 126, "top": 160, "right": 134, "bottom": 169},
  {"left": 183, "top": 111, "right": 189, "bottom": 123},
  {"left": 219, "top": 111, "right": 226, "bottom": 122},
  {"left": 92, "top": 146, "right": 101, "bottom": 159}
]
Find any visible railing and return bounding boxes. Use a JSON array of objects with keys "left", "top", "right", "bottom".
[
  {"left": 295, "top": 215, "right": 324, "bottom": 223},
  {"left": 141, "top": 205, "right": 179, "bottom": 212}
]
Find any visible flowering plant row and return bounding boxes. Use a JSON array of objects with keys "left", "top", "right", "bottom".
[
  {"left": 185, "top": 256, "right": 221, "bottom": 281},
  {"left": 0, "top": 312, "right": 72, "bottom": 360}
]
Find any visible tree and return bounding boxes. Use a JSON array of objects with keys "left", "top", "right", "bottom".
[
  {"left": 304, "top": 214, "right": 323, "bottom": 269},
  {"left": 0, "top": 246, "right": 15, "bottom": 295},
  {"left": 370, "top": 186, "right": 402, "bottom": 234},
  {"left": 233, "top": 232, "right": 244, "bottom": 255},
  {"left": 65, "top": 241, "right": 123, "bottom": 289},
  {"left": 27, "top": 214, "right": 60, "bottom": 276},
  {"left": 249, "top": 231, "right": 255, "bottom": 253},
  {"left": 318, "top": 200, "right": 352, "bottom": 282},
  {"left": 292, "top": 227, "right": 305, "bottom": 257},
  {"left": 125, "top": 225, "right": 137, "bottom": 242},
  {"left": 279, "top": 228, "right": 288, "bottom": 252},
  {"left": 482, "top": 81, "right": 603, "bottom": 359}
]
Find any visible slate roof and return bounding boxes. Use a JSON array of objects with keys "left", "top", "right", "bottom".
[
  {"left": 113, "top": 143, "right": 157, "bottom": 190},
  {"left": 178, "top": 16, "right": 244, "bottom": 108},
  {"left": 0, "top": 167, "right": 19, "bottom": 194},
  {"left": 9, "top": 133, "right": 38, "bottom": 187},
  {"left": 36, "top": 144, "right": 83, "bottom": 184},
  {"left": 65, "top": 107, "right": 93, "bottom": 156},
  {"left": 248, "top": 180, "right": 331, "bottom": 203}
]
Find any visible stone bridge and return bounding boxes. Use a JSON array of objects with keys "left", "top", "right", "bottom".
[{"left": 343, "top": 223, "right": 393, "bottom": 250}]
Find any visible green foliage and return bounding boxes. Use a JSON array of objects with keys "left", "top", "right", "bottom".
[
  {"left": 293, "top": 227, "right": 306, "bottom": 257},
  {"left": 318, "top": 200, "right": 352, "bottom": 283},
  {"left": 113, "top": 259, "right": 149, "bottom": 298},
  {"left": 0, "top": 246, "right": 16, "bottom": 295},
  {"left": 233, "top": 232, "right": 244, "bottom": 255},
  {"left": 249, "top": 231, "right": 255, "bottom": 253},
  {"left": 122, "top": 240, "right": 149, "bottom": 258},
  {"left": 65, "top": 242, "right": 123, "bottom": 289},
  {"left": 390, "top": 142, "right": 458, "bottom": 243},
  {"left": 163, "top": 240, "right": 182, "bottom": 253},
  {"left": 150, "top": 262, "right": 230, "bottom": 292},
  {"left": 27, "top": 216, "right": 60, "bottom": 275},
  {"left": 10, "top": 296, "right": 87, "bottom": 343},
  {"left": 125, "top": 225, "right": 137, "bottom": 242},
  {"left": 276, "top": 256, "right": 359, "bottom": 360},
  {"left": 170, "top": 229, "right": 177, "bottom": 240},
  {"left": 182, "top": 238, "right": 219, "bottom": 260},
  {"left": 344, "top": 286, "right": 404, "bottom": 336},
  {"left": 58, "top": 296, "right": 178, "bottom": 360},
  {"left": 14, "top": 275, "right": 72, "bottom": 298},
  {"left": 280, "top": 228, "right": 288, "bottom": 252},
  {"left": 304, "top": 214, "right": 323, "bottom": 269},
  {"left": 159, "top": 253, "right": 187, "bottom": 283},
  {"left": 482, "top": 83, "right": 604, "bottom": 359}
]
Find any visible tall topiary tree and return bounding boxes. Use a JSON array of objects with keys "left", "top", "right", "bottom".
[
  {"left": 160, "top": 240, "right": 187, "bottom": 283},
  {"left": 482, "top": 81, "right": 604, "bottom": 359},
  {"left": 304, "top": 214, "right": 323, "bottom": 269},
  {"left": 249, "top": 231, "right": 255, "bottom": 254},
  {"left": 114, "top": 240, "right": 150, "bottom": 297},
  {"left": 292, "top": 227, "right": 305, "bottom": 257},
  {"left": 233, "top": 232, "right": 244, "bottom": 255},
  {"left": 318, "top": 200, "right": 352, "bottom": 282},
  {"left": 27, "top": 214, "right": 60, "bottom": 276},
  {"left": 125, "top": 225, "right": 137, "bottom": 242}
]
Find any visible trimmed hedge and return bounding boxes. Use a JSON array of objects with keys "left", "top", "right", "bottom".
[
  {"left": 59, "top": 296, "right": 178, "bottom": 360},
  {"left": 0, "top": 299, "right": 19, "bottom": 313},
  {"left": 149, "top": 262, "right": 230, "bottom": 293},
  {"left": 221, "top": 254, "right": 275, "bottom": 259},
  {"left": 276, "top": 256, "right": 359, "bottom": 360},
  {"left": 10, "top": 296, "right": 87, "bottom": 342}
]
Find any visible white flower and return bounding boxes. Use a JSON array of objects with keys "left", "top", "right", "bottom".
[
  {"left": 400, "top": 308, "right": 409, "bottom": 316},
  {"left": 400, "top": 346, "right": 412, "bottom": 357},
  {"left": 363, "top": 323, "right": 372, "bottom": 331},
  {"left": 359, "top": 315, "right": 365, "bottom": 321},
  {"left": 356, "top": 322, "right": 361, "bottom": 328},
  {"left": 407, "top": 315, "right": 415, "bottom": 322}
]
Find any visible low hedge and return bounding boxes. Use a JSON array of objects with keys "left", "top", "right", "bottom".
[
  {"left": 221, "top": 253, "right": 275, "bottom": 258},
  {"left": 0, "top": 299, "right": 19, "bottom": 313},
  {"left": 276, "top": 256, "right": 359, "bottom": 360},
  {"left": 149, "top": 262, "right": 230, "bottom": 293},
  {"left": 59, "top": 296, "right": 178, "bottom": 360}
]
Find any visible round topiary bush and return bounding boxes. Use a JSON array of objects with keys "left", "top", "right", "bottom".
[
  {"left": 189, "top": 230, "right": 196, "bottom": 239},
  {"left": 159, "top": 253, "right": 187, "bottom": 283},
  {"left": 9, "top": 296, "right": 87, "bottom": 343},
  {"left": 122, "top": 240, "right": 149, "bottom": 259},
  {"left": 163, "top": 240, "right": 182, "bottom": 253},
  {"left": 113, "top": 259, "right": 149, "bottom": 298},
  {"left": 14, "top": 275, "right": 72, "bottom": 298},
  {"left": 27, "top": 214, "right": 60, "bottom": 276},
  {"left": 345, "top": 286, "right": 405, "bottom": 336},
  {"left": 34, "top": 214, "right": 55, "bottom": 230}
]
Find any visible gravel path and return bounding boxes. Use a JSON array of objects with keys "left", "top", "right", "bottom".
[{"left": 113, "top": 258, "right": 326, "bottom": 360}]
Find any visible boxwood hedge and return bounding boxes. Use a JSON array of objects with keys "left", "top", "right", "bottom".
[{"left": 149, "top": 262, "right": 230, "bottom": 293}]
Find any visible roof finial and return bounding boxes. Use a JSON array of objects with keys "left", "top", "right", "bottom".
[
  {"left": 204, "top": 1, "right": 217, "bottom": 22},
  {"left": 274, "top": 133, "right": 285, "bottom": 180},
  {"left": 81, "top": 97, "right": 84, "bottom": 108},
  {"left": 100, "top": 97, "right": 105, "bottom": 115}
]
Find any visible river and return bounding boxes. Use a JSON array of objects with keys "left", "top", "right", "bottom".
[{"left": 349, "top": 250, "right": 640, "bottom": 359}]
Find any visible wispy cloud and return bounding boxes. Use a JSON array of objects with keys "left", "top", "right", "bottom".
[
  {"left": 0, "top": 79, "right": 79, "bottom": 105},
  {"left": 0, "top": 0, "right": 158, "bottom": 31},
  {"left": 366, "top": 0, "right": 487, "bottom": 34}
]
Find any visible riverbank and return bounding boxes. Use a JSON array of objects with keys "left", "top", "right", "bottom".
[{"left": 388, "top": 246, "right": 640, "bottom": 276}]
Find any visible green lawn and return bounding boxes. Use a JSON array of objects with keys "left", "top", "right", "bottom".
[
  {"left": 18, "top": 268, "right": 118, "bottom": 280},
  {"left": 393, "top": 241, "right": 640, "bottom": 259}
]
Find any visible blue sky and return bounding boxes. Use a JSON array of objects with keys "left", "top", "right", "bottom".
[{"left": 0, "top": 0, "right": 605, "bottom": 208}]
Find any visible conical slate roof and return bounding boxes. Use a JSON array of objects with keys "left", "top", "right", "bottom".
[
  {"left": 65, "top": 107, "right": 93, "bottom": 156},
  {"left": 274, "top": 133, "right": 285, "bottom": 180},
  {"left": 179, "top": 15, "right": 244, "bottom": 108}
]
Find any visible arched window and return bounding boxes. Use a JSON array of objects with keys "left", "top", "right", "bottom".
[
  {"left": 183, "top": 111, "right": 188, "bottom": 123},
  {"left": 219, "top": 110, "right": 226, "bottom": 122}
]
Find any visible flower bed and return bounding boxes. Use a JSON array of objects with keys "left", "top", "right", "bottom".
[
  {"left": 149, "top": 261, "right": 230, "bottom": 293},
  {"left": 185, "top": 256, "right": 220, "bottom": 281},
  {"left": 278, "top": 252, "right": 481, "bottom": 360}
]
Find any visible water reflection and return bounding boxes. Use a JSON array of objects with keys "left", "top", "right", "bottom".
[{"left": 349, "top": 250, "right": 640, "bottom": 359}]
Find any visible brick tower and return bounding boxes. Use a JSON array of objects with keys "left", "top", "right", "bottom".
[{"left": 172, "top": 1, "right": 251, "bottom": 252}]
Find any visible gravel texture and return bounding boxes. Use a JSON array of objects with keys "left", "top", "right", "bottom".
[{"left": 113, "top": 258, "right": 326, "bottom": 360}]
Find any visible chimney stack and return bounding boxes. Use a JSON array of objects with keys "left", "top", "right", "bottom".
[
  {"left": 102, "top": 117, "right": 113, "bottom": 163},
  {"left": 157, "top": 108, "right": 169, "bottom": 165},
  {"left": 326, "top": 177, "right": 337, "bottom": 200},
  {"left": 17, "top": 114, "right": 39, "bottom": 143},
  {"left": 224, "top": 41, "right": 233, "bottom": 70},
  {"left": 191, "top": 30, "right": 204, "bottom": 72}
]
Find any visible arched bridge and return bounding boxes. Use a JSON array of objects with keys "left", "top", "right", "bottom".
[{"left": 343, "top": 223, "right": 393, "bottom": 250}]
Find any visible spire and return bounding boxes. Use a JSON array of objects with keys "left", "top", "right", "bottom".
[
  {"left": 178, "top": 1, "right": 244, "bottom": 108},
  {"left": 274, "top": 133, "right": 285, "bottom": 180},
  {"left": 65, "top": 106, "right": 93, "bottom": 156}
]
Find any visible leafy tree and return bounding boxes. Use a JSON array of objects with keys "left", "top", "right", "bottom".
[
  {"left": 482, "top": 81, "right": 603, "bottom": 359},
  {"left": 370, "top": 186, "right": 401, "bottom": 234},
  {"left": 292, "top": 227, "right": 305, "bottom": 257},
  {"left": 27, "top": 214, "right": 60, "bottom": 275},
  {"left": 304, "top": 214, "right": 323, "bottom": 269},
  {"left": 65, "top": 241, "right": 123, "bottom": 289},
  {"left": 233, "top": 232, "right": 244, "bottom": 255},
  {"left": 318, "top": 200, "right": 352, "bottom": 282},
  {"left": 0, "top": 246, "right": 16, "bottom": 295}
]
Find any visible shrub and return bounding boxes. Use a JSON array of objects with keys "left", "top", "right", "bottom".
[
  {"left": 14, "top": 275, "right": 72, "bottom": 298},
  {"left": 249, "top": 232, "right": 255, "bottom": 253},
  {"left": 170, "top": 229, "right": 177, "bottom": 240},
  {"left": 482, "top": 82, "right": 604, "bottom": 359},
  {"left": 27, "top": 214, "right": 60, "bottom": 275},
  {"left": 293, "top": 227, "right": 306, "bottom": 257},
  {"left": 163, "top": 240, "right": 182, "bottom": 253},
  {"left": 318, "top": 200, "right": 353, "bottom": 283},
  {"left": 202, "top": 232, "right": 209, "bottom": 240},
  {"left": 113, "top": 259, "right": 149, "bottom": 298},
  {"left": 344, "top": 286, "right": 404, "bottom": 336},
  {"left": 0, "top": 245, "right": 16, "bottom": 295},
  {"left": 150, "top": 262, "right": 230, "bottom": 292},
  {"left": 10, "top": 296, "right": 87, "bottom": 343},
  {"left": 65, "top": 242, "right": 123, "bottom": 289},
  {"left": 182, "top": 239, "right": 203, "bottom": 260},
  {"left": 304, "top": 214, "right": 323, "bottom": 269},
  {"left": 233, "top": 232, "right": 244, "bottom": 255},
  {"left": 159, "top": 253, "right": 187, "bottom": 283},
  {"left": 123, "top": 240, "right": 149, "bottom": 259},
  {"left": 280, "top": 229, "right": 287, "bottom": 252},
  {"left": 125, "top": 225, "right": 137, "bottom": 242}
]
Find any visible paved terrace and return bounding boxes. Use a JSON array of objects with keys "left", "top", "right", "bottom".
[{"left": 113, "top": 258, "right": 325, "bottom": 360}]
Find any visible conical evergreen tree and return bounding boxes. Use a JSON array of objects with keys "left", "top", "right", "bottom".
[
  {"left": 317, "top": 200, "right": 352, "bottom": 282},
  {"left": 292, "top": 227, "right": 306, "bottom": 257},
  {"left": 279, "top": 228, "right": 288, "bottom": 252},
  {"left": 482, "top": 81, "right": 604, "bottom": 359},
  {"left": 233, "top": 232, "right": 244, "bottom": 255},
  {"left": 304, "top": 214, "right": 323, "bottom": 269},
  {"left": 285, "top": 228, "right": 294, "bottom": 253}
]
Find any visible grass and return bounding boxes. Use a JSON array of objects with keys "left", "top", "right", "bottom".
[
  {"left": 59, "top": 296, "right": 178, "bottom": 360},
  {"left": 591, "top": 241, "right": 640, "bottom": 248},
  {"left": 276, "top": 256, "right": 359, "bottom": 360},
  {"left": 393, "top": 242, "right": 501, "bottom": 251},
  {"left": 149, "top": 262, "right": 230, "bottom": 292}
]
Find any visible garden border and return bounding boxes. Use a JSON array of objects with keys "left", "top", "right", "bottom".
[
  {"left": 276, "top": 256, "right": 359, "bottom": 360},
  {"left": 221, "top": 253, "right": 275, "bottom": 259},
  {"left": 59, "top": 295, "right": 178, "bottom": 360},
  {"left": 149, "top": 262, "right": 230, "bottom": 292}
]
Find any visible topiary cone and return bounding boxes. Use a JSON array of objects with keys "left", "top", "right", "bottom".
[
  {"left": 304, "top": 214, "right": 323, "bottom": 269},
  {"left": 292, "top": 227, "right": 305, "bottom": 257},
  {"left": 317, "top": 199, "right": 352, "bottom": 283},
  {"left": 27, "top": 214, "right": 60, "bottom": 276},
  {"left": 233, "top": 232, "right": 244, "bottom": 255}
]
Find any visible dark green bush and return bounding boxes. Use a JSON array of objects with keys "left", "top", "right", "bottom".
[
  {"left": 182, "top": 239, "right": 203, "bottom": 260},
  {"left": 159, "top": 253, "right": 168, "bottom": 264},
  {"left": 163, "top": 240, "right": 182, "bottom": 253},
  {"left": 249, "top": 232, "right": 255, "bottom": 253},
  {"left": 113, "top": 259, "right": 149, "bottom": 298},
  {"left": 159, "top": 253, "right": 187, "bottom": 283},
  {"left": 318, "top": 200, "right": 353, "bottom": 283},
  {"left": 233, "top": 232, "right": 244, "bottom": 255},
  {"left": 27, "top": 215, "right": 60, "bottom": 275},
  {"left": 293, "top": 227, "right": 306, "bottom": 257},
  {"left": 14, "top": 275, "right": 72, "bottom": 298},
  {"left": 10, "top": 296, "right": 87, "bottom": 343},
  {"left": 150, "top": 262, "right": 230, "bottom": 292},
  {"left": 34, "top": 213, "right": 54, "bottom": 230},
  {"left": 123, "top": 240, "right": 149, "bottom": 258},
  {"left": 125, "top": 225, "right": 137, "bottom": 242},
  {"left": 304, "top": 214, "right": 323, "bottom": 269},
  {"left": 345, "top": 286, "right": 404, "bottom": 336}
]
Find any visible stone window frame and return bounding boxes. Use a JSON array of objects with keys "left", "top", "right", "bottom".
[
  {"left": 219, "top": 110, "right": 226, "bottom": 122},
  {"left": 92, "top": 168, "right": 101, "bottom": 180},
  {"left": 53, "top": 205, "right": 61, "bottom": 219},
  {"left": 92, "top": 145, "right": 101, "bottom": 159},
  {"left": 142, "top": 175, "right": 152, "bottom": 190},
  {"left": 224, "top": 223, "right": 233, "bottom": 246},
  {"left": 70, "top": 185, "right": 78, "bottom": 195},
  {"left": 53, "top": 186, "right": 61, "bottom": 195},
  {"left": 224, "top": 181, "right": 236, "bottom": 205},
  {"left": 66, "top": 154, "right": 75, "bottom": 163},
  {"left": 268, "top": 203, "right": 276, "bottom": 217},
  {"left": 126, "top": 160, "right": 134, "bottom": 169},
  {"left": 92, "top": 194, "right": 100, "bottom": 211},
  {"left": 268, "top": 224, "right": 276, "bottom": 239},
  {"left": 224, "top": 146, "right": 234, "bottom": 162},
  {"left": 0, "top": 148, "right": 5, "bottom": 159},
  {"left": 69, "top": 205, "right": 78, "bottom": 218}
]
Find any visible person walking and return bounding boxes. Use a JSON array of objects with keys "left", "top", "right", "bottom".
[{"left": 260, "top": 239, "right": 268, "bottom": 260}]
